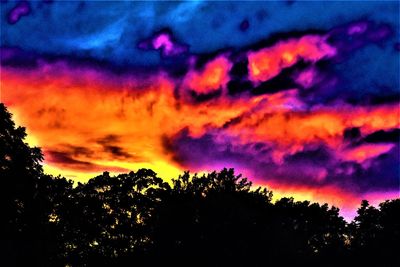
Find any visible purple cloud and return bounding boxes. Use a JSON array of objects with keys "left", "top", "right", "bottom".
[
  {"left": 138, "top": 31, "right": 189, "bottom": 57},
  {"left": 7, "top": 1, "right": 30, "bottom": 24}
]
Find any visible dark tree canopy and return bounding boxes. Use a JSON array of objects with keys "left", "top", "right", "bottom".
[
  {"left": 1, "top": 103, "right": 399, "bottom": 267},
  {"left": 349, "top": 199, "right": 400, "bottom": 266},
  {"left": 1, "top": 102, "right": 43, "bottom": 233}
]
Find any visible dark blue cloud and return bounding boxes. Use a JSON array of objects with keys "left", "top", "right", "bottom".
[{"left": 1, "top": 1, "right": 398, "bottom": 67}]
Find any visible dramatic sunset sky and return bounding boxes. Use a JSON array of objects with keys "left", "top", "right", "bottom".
[{"left": 1, "top": 0, "right": 399, "bottom": 219}]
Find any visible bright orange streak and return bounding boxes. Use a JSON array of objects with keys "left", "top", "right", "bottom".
[
  {"left": 342, "top": 143, "right": 395, "bottom": 163},
  {"left": 248, "top": 35, "right": 336, "bottom": 83},
  {"left": 184, "top": 56, "right": 232, "bottom": 94}
]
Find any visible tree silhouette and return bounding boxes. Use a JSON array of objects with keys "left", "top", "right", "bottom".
[
  {"left": 270, "top": 198, "right": 347, "bottom": 266},
  {"left": 143, "top": 170, "right": 352, "bottom": 267},
  {"left": 147, "top": 169, "right": 272, "bottom": 266},
  {"left": 1, "top": 103, "right": 72, "bottom": 266},
  {"left": 1, "top": 103, "right": 42, "bottom": 233},
  {"left": 49, "top": 169, "right": 167, "bottom": 266},
  {"left": 350, "top": 199, "right": 400, "bottom": 266}
]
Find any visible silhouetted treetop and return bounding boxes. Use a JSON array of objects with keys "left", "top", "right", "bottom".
[
  {"left": 1, "top": 103, "right": 45, "bottom": 235},
  {"left": 1, "top": 103, "right": 43, "bottom": 178},
  {"left": 170, "top": 168, "right": 257, "bottom": 195}
]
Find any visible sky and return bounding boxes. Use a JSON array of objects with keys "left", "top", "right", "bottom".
[{"left": 1, "top": 0, "right": 399, "bottom": 220}]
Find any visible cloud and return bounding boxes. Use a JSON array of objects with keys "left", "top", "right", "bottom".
[
  {"left": 1, "top": 3, "right": 399, "bottom": 217},
  {"left": 183, "top": 55, "right": 232, "bottom": 95},
  {"left": 247, "top": 35, "right": 336, "bottom": 83},
  {"left": 67, "top": 18, "right": 126, "bottom": 50},
  {"left": 96, "top": 134, "right": 136, "bottom": 159},
  {"left": 2, "top": 1, "right": 398, "bottom": 66},
  {"left": 45, "top": 150, "right": 130, "bottom": 173},
  {"left": 7, "top": 1, "right": 30, "bottom": 24},
  {"left": 138, "top": 30, "right": 189, "bottom": 57},
  {"left": 2, "top": 52, "right": 398, "bottom": 184}
]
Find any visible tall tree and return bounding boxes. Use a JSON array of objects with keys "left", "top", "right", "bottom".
[
  {"left": 350, "top": 199, "right": 400, "bottom": 266},
  {"left": 0, "top": 103, "right": 72, "bottom": 266},
  {"left": 53, "top": 169, "right": 166, "bottom": 266},
  {"left": 1, "top": 103, "right": 41, "bottom": 265}
]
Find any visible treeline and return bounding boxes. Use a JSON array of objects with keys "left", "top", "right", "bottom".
[{"left": 1, "top": 103, "right": 399, "bottom": 267}]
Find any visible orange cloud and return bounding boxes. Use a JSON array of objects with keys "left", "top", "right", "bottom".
[
  {"left": 248, "top": 35, "right": 336, "bottom": 83},
  {"left": 1, "top": 62, "right": 263, "bottom": 179},
  {"left": 341, "top": 143, "right": 395, "bottom": 163},
  {"left": 183, "top": 55, "right": 232, "bottom": 94},
  {"left": 224, "top": 104, "right": 399, "bottom": 163},
  {"left": 3, "top": 61, "right": 398, "bottom": 177}
]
